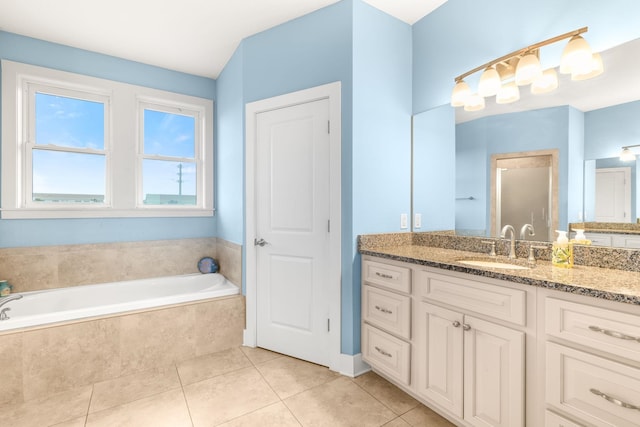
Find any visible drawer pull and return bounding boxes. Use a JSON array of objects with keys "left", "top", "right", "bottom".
[
  {"left": 375, "top": 272, "right": 394, "bottom": 279},
  {"left": 588, "top": 325, "right": 640, "bottom": 342},
  {"left": 374, "top": 305, "right": 393, "bottom": 314},
  {"left": 590, "top": 388, "right": 640, "bottom": 411},
  {"left": 374, "top": 346, "right": 392, "bottom": 358}
]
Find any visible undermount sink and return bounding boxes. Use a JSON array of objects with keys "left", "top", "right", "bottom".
[{"left": 457, "top": 259, "right": 530, "bottom": 270}]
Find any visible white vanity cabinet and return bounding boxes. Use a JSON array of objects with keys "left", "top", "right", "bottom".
[
  {"left": 583, "top": 231, "right": 640, "bottom": 248},
  {"left": 361, "top": 255, "right": 533, "bottom": 427},
  {"left": 543, "top": 291, "right": 640, "bottom": 427},
  {"left": 414, "top": 269, "right": 526, "bottom": 427},
  {"left": 361, "top": 258, "right": 412, "bottom": 385}
]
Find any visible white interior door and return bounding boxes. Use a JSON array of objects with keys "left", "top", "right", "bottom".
[
  {"left": 255, "top": 98, "right": 330, "bottom": 366},
  {"left": 595, "top": 167, "right": 631, "bottom": 222}
]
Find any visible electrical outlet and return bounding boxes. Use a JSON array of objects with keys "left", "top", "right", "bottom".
[
  {"left": 400, "top": 213, "right": 408, "bottom": 229},
  {"left": 414, "top": 213, "right": 422, "bottom": 229}
]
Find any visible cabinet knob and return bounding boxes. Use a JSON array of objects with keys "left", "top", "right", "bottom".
[
  {"left": 452, "top": 321, "right": 461, "bottom": 327},
  {"left": 463, "top": 324, "right": 471, "bottom": 331}
]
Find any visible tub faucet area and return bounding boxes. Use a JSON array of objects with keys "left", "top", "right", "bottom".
[
  {"left": 0, "top": 294, "right": 23, "bottom": 320},
  {"left": 500, "top": 224, "right": 517, "bottom": 259}
]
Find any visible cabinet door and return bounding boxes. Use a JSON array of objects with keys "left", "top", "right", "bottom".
[
  {"left": 463, "top": 315, "right": 525, "bottom": 427},
  {"left": 415, "top": 302, "right": 464, "bottom": 417}
]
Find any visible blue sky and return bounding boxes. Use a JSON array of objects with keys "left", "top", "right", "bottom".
[{"left": 34, "top": 93, "right": 196, "bottom": 199}]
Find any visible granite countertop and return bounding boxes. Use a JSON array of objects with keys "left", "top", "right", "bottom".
[{"left": 360, "top": 245, "right": 640, "bottom": 305}]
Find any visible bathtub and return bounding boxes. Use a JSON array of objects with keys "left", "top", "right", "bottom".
[{"left": 0, "top": 273, "right": 239, "bottom": 332}]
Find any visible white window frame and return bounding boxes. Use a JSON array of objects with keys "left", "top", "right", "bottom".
[
  {"left": 136, "top": 98, "right": 204, "bottom": 209},
  {"left": 1, "top": 60, "right": 214, "bottom": 219}
]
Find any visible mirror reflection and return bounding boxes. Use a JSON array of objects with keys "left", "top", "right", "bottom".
[{"left": 413, "top": 37, "right": 640, "bottom": 245}]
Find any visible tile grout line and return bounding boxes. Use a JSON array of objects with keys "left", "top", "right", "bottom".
[
  {"left": 174, "top": 362, "right": 196, "bottom": 427},
  {"left": 349, "top": 377, "right": 417, "bottom": 426},
  {"left": 83, "top": 384, "right": 95, "bottom": 427}
]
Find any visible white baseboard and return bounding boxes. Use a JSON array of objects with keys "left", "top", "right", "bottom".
[
  {"left": 242, "top": 329, "right": 256, "bottom": 347},
  {"left": 334, "top": 353, "right": 371, "bottom": 378}
]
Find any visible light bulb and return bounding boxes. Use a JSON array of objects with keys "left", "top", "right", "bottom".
[
  {"left": 451, "top": 80, "right": 471, "bottom": 107},
  {"left": 496, "top": 82, "right": 520, "bottom": 104},
  {"left": 515, "top": 53, "right": 543, "bottom": 86},
  {"left": 478, "top": 66, "right": 501, "bottom": 97},
  {"left": 560, "top": 35, "right": 593, "bottom": 74},
  {"left": 531, "top": 68, "right": 559, "bottom": 94},
  {"left": 464, "top": 93, "right": 485, "bottom": 111}
]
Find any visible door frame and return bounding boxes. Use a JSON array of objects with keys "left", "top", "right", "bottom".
[{"left": 244, "top": 82, "right": 342, "bottom": 372}]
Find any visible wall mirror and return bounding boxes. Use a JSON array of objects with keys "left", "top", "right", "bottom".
[{"left": 412, "top": 36, "right": 640, "bottom": 246}]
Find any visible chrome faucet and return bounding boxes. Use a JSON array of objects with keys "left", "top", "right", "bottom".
[
  {"left": 0, "top": 294, "right": 23, "bottom": 321},
  {"left": 519, "top": 223, "right": 535, "bottom": 240},
  {"left": 500, "top": 224, "right": 517, "bottom": 259}
]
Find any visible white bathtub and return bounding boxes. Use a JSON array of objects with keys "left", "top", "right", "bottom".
[{"left": 0, "top": 273, "right": 239, "bottom": 332}]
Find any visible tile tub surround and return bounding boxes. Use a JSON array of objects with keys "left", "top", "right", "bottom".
[
  {"left": 0, "top": 237, "right": 242, "bottom": 293},
  {"left": 0, "top": 294, "right": 244, "bottom": 408},
  {"left": 358, "top": 232, "right": 640, "bottom": 305}
]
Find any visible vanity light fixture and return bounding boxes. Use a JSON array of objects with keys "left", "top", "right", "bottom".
[
  {"left": 451, "top": 27, "right": 603, "bottom": 111},
  {"left": 620, "top": 145, "right": 640, "bottom": 162}
]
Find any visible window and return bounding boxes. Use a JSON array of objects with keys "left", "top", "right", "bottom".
[{"left": 1, "top": 60, "right": 214, "bottom": 219}]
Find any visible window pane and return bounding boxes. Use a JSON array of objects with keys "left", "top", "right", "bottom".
[
  {"left": 32, "top": 150, "right": 105, "bottom": 203},
  {"left": 35, "top": 93, "right": 104, "bottom": 149},
  {"left": 143, "top": 159, "right": 196, "bottom": 205},
  {"left": 144, "top": 109, "right": 195, "bottom": 158}
]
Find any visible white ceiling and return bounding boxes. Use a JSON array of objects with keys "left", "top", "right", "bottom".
[{"left": 0, "top": 0, "right": 447, "bottom": 79}]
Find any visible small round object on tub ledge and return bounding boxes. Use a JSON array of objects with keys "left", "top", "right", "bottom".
[{"left": 198, "top": 256, "right": 219, "bottom": 274}]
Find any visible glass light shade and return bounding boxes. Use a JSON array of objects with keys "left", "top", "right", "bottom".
[
  {"left": 620, "top": 147, "right": 636, "bottom": 162},
  {"left": 451, "top": 80, "right": 471, "bottom": 107},
  {"left": 531, "top": 68, "right": 559, "bottom": 94},
  {"left": 478, "top": 67, "right": 501, "bottom": 97},
  {"left": 496, "top": 82, "right": 520, "bottom": 104},
  {"left": 571, "top": 53, "right": 604, "bottom": 81},
  {"left": 515, "top": 53, "right": 543, "bottom": 86},
  {"left": 464, "top": 93, "right": 485, "bottom": 111},
  {"left": 560, "top": 35, "right": 593, "bottom": 74}
]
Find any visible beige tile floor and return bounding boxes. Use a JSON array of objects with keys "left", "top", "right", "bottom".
[{"left": 2, "top": 346, "right": 456, "bottom": 427}]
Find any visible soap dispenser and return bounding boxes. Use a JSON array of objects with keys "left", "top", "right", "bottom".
[
  {"left": 572, "top": 229, "right": 591, "bottom": 245},
  {"left": 552, "top": 230, "right": 573, "bottom": 268}
]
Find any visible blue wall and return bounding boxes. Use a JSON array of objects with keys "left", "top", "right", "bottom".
[
  {"left": 350, "top": 0, "right": 412, "bottom": 354},
  {"left": 0, "top": 31, "right": 217, "bottom": 247}
]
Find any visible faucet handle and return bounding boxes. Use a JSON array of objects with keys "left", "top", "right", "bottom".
[
  {"left": 528, "top": 245, "right": 548, "bottom": 267},
  {"left": 481, "top": 240, "right": 497, "bottom": 257}
]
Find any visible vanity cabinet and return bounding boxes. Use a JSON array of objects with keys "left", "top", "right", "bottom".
[
  {"left": 361, "top": 258, "right": 412, "bottom": 386},
  {"left": 415, "top": 270, "right": 525, "bottom": 427},
  {"left": 543, "top": 293, "right": 640, "bottom": 427},
  {"left": 583, "top": 231, "right": 640, "bottom": 248},
  {"left": 361, "top": 255, "right": 531, "bottom": 427}
]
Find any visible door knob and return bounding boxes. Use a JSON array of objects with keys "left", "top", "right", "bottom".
[{"left": 254, "top": 238, "right": 268, "bottom": 247}]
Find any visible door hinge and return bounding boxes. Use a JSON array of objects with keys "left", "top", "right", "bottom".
[
  {"left": 327, "top": 220, "right": 330, "bottom": 233},
  {"left": 327, "top": 120, "right": 330, "bottom": 134},
  {"left": 327, "top": 318, "right": 330, "bottom": 332}
]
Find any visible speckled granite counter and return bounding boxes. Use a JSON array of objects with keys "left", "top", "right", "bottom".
[
  {"left": 360, "top": 243, "right": 640, "bottom": 306},
  {"left": 571, "top": 221, "right": 640, "bottom": 235}
]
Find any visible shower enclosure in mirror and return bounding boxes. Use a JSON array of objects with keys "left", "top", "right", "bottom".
[{"left": 491, "top": 152, "right": 556, "bottom": 241}]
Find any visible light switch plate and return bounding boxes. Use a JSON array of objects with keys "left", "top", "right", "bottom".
[
  {"left": 414, "top": 213, "right": 422, "bottom": 229},
  {"left": 400, "top": 213, "right": 408, "bottom": 229}
]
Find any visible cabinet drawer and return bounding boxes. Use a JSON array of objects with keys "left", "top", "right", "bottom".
[
  {"left": 362, "top": 285, "right": 411, "bottom": 339},
  {"left": 362, "top": 323, "right": 411, "bottom": 385},
  {"left": 546, "top": 298, "right": 640, "bottom": 361},
  {"left": 362, "top": 259, "right": 411, "bottom": 293},
  {"left": 584, "top": 233, "right": 612, "bottom": 247},
  {"left": 546, "top": 342, "right": 640, "bottom": 427},
  {"left": 415, "top": 270, "right": 526, "bottom": 325},
  {"left": 545, "top": 410, "right": 584, "bottom": 427}
]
